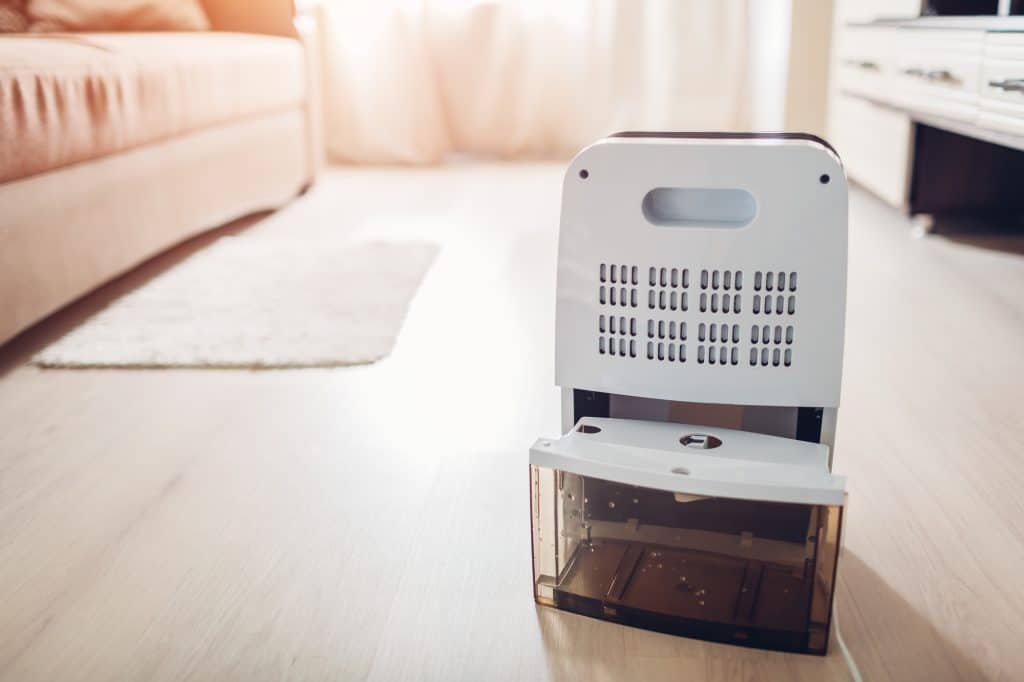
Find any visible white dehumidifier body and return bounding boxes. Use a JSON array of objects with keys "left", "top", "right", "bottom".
[{"left": 530, "top": 132, "right": 848, "bottom": 655}]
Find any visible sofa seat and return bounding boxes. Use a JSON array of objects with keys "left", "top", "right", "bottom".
[{"left": 0, "top": 32, "right": 306, "bottom": 184}]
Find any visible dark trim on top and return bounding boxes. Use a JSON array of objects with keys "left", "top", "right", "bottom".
[{"left": 608, "top": 131, "right": 841, "bottom": 162}]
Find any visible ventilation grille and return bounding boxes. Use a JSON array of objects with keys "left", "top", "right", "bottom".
[
  {"left": 647, "top": 267, "right": 690, "bottom": 311},
  {"left": 598, "top": 314, "right": 638, "bottom": 357},
  {"left": 697, "top": 269, "right": 742, "bottom": 314},
  {"left": 599, "top": 263, "right": 639, "bottom": 308},
  {"left": 749, "top": 324, "right": 794, "bottom": 367},
  {"left": 696, "top": 323, "right": 741, "bottom": 366},
  {"left": 596, "top": 265, "right": 798, "bottom": 368},
  {"left": 698, "top": 291, "right": 741, "bottom": 314},
  {"left": 646, "top": 341, "right": 686, "bottom": 362},
  {"left": 751, "top": 270, "right": 798, "bottom": 315},
  {"left": 645, "top": 318, "right": 687, "bottom": 362}
]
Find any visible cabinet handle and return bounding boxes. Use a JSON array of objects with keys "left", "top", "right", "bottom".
[
  {"left": 988, "top": 78, "right": 1024, "bottom": 92},
  {"left": 925, "top": 69, "right": 959, "bottom": 85},
  {"left": 843, "top": 59, "right": 879, "bottom": 71},
  {"left": 901, "top": 67, "right": 961, "bottom": 86}
]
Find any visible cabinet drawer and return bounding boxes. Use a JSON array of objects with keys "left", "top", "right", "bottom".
[
  {"left": 890, "top": 29, "right": 984, "bottom": 122},
  {"left": 828, "top": 94, "right": 912, "bottom": 208},
  {"left": 837, "top": 27, "right": 898, "bottom": 99},
  {"left": 979, "top": 33, "right": 1024, "bottom": 135}
]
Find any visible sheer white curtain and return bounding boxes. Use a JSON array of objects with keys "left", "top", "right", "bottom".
[{"left": 317, "top": 0, "right": 751, "bottom": 164}]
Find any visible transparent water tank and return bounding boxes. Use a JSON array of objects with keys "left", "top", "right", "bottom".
[{"left": 530, "top": 463, "right": 843, "bottom": 654}]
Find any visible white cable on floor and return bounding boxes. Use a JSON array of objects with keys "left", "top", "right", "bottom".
[{"left": 833, "top": 598, "right": 864, "bottom": 682}]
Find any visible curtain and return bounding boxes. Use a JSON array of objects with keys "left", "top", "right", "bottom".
[{"left": 317, "top": 0, "right": 751, "bottom": 164}]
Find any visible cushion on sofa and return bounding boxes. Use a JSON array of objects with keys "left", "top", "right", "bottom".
[
  {"left": 200, "top": 0, "right": 297, "bottom": 38},
  {"left": 0, "top": 1, "right": 29, "bottom": 33},
  {"left": 0, "top": 32, "right": 305, "bottom": 184},
  {"left": 27, "top": 0, "right": 209, "bottom": 31}
]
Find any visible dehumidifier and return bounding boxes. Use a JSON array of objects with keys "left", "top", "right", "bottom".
[{"left": 530, "top": 132, "right": 848, "bottom": 655}]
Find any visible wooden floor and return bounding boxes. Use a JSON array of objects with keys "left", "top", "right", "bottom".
[{"left": 1, "top": 163, "right": 1023, "bottom": 681}]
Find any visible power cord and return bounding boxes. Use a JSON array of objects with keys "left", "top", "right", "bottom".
[{"left": 833, "top": 597, "right": 864, "bottom": 682}]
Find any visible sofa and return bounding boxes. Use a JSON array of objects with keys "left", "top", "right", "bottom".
[{"left": 0, "top": 0, "right": 324, "bottom": 346}]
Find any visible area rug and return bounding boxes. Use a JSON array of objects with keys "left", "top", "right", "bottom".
[{"left": 32, "top": 238, "right": 439, "bottom": 369}]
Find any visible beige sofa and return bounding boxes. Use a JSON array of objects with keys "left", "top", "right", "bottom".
[{"left": 0, "top": 0, "right": 323, "bottom": 345}]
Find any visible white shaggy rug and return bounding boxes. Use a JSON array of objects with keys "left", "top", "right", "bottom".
[{"left": 32, "top": 238, "right": 438, "bottom": 369}]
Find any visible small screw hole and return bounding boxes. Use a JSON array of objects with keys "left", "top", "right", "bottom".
[
  {"left": 819, "top": 173, "right": 830, "bottom": 184},
  {"left": 579, "top": 169, "right": 589, "bottom": 179}
]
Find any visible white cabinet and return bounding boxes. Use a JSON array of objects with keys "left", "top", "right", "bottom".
[
  {"left": 827, "top": 2, "right": 920, "bottom": 208},
  {"left": 827, "top": 1, "right": 1024, "bottom": 211}
]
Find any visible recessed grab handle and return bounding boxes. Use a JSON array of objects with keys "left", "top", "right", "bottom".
[{"left": 642, "top": 187, "right": 756, "bottom": 228}]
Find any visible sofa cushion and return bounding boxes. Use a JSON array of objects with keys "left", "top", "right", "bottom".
[
  {"left": 0, "top": 1, "right": 30, "bottom": 33},
  {"left": 200, "top": 0, "right": 297, "bottom": 38},
  {"left": 0, "top": 31, "right": 305, "bottom": 183},
  {"left": 27, "top": 0, "right": 209, "bottom": 31}
]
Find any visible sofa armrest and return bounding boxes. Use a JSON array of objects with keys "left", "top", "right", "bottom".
[
  {"left": 199, "top": 0, "right": 297, "bottom": 38},
  {"left": 296, "top": 1, "right": 326, "bottom": 180},
  {"left": 293, "top": 0, "right": 323, "bottom": 43}
]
